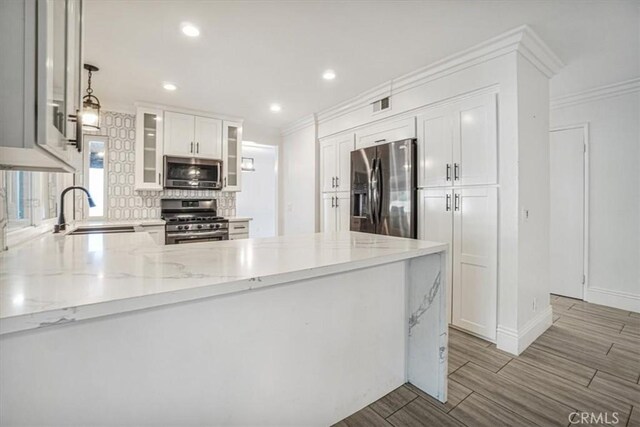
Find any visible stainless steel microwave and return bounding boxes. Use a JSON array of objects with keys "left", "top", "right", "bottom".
[{"left": 164, "top": 156, "right": 222, "bottom": 190}]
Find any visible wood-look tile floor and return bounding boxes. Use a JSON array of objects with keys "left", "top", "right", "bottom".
[{"left": 334, "top": 295, "right": 640, "bottom": 427}]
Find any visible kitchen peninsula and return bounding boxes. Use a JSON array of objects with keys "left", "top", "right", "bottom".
[{"left": 0, "top": 231, "right": 448, "bottom": 426}]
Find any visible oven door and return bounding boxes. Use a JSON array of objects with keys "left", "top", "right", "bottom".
[
  {"left": 164, "top": 156, "right": 222, "bottom": 189},
  {"left": 166, "top": 230, "right": 229, "bottom": 245}
]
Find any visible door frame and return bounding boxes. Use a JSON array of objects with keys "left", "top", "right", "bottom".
[{"left": 549, "top": 122, "right": 590, "bottom": 298}]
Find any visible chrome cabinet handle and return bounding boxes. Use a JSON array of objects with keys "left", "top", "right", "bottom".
[
  {"left": 374, "top": 139, "right": 386, "bottom": 144},
  {"left": 196, "top": 142, "right": 200, "bottom": 153},
  {"left": 224, "top": 177, "right": 227, "bottom": 187},
  {"left": 446, "top": 194, "right": 451, "bottom": 211},
  {"left": 190, "top": 142, "right": 194, "bottom": 153},
  {"left": 332, "top": 177, "right": 335, "bottom": 188},
  {"left": 336, "top": 176, "right": 339, "bottom": 188},
  {"left": 331, "top": 196, "right": 335, "bottom": 208},
  {"left": 446, "top": 164, "right": 451, "bottom": 181},
  {"left": 336, "top": 197, "right": 339, "bottom": 208},
  {"left": 158, "top": 173, "right": 161, "bottom": 185},
  {"left": 454, "top": 193, "right": 460, "bottom": 211},
  {"left": 454, "top": 163, "right": 460, "bottom": 181}
]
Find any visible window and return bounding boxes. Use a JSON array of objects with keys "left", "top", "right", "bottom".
[
  {"left": 4, "top": 170, "right": 63, "bottom": 232},
  {"left": 85, "top": 135, "right": 108, "bottom": 218}
]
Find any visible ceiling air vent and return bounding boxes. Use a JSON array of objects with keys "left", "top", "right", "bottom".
[{"left": 372, "top": 96, "right": 390, "bottom": 113}]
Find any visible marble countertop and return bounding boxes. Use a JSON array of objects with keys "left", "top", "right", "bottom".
[
  {"left": 72, "top": 219, "right": 166, "bottom": 228},
  {"left": 0, "top": 231, "right": 446, "bottom": 335},
  {"left": 225, "top": 217, "right": 252, "bottom": 222}
]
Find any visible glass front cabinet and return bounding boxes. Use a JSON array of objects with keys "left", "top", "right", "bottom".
[
  {"left": 134, "top": 107, "right": 164, "bottom": 190},
  {"left": 0, "top": 0, "right": 84, "bottom": 171},
  {"left": 222, "top": 121, "right": 243, "bottom": 192}
]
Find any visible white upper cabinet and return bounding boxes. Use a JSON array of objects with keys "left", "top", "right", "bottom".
[
  {"left": 134, "top": 107, "right": 163, "bottom": 190},
  {"left": 417, "top": 106, "right": 454, "bottom": 188},
  {"left": 194, "top": 116, "right": 222, "bottom": 159},
  {"left": 222, "top": 121, "right": 242, "bottom": 192},
  {"left": 453, "top": 93, "right": 497, "bottom": 186},
  {"left": 319, "top": 133, "right": 354, "bottom": 194},
  {"left": 320, "top": 139, "right": 337, "bottom": 193},
  {"left": 417, "top": 92, "right": 497, "bottom": 188},
  {"left": 164, "top": 111, "right": 195, "bottom": 157},
  {"left": 355, "top": 116, "right": 416, "bottom": 150},
  {"left": 0, "top": 0, "right": 83, "bottom": 172},
  {"left": 164, "top": 111, "right": 222, "bottom": 159}
]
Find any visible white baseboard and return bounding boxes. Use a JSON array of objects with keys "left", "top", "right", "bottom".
[
  {"left": 496, "top": 305, "right": 553, "bottom": 356},
  {"left": 585, "top": 287, "right": 640, "bottom": 313}
]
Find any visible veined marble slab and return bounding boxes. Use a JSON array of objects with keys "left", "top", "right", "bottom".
[{"left": 0, "top": 231, "right": 446, "bottom": 335}]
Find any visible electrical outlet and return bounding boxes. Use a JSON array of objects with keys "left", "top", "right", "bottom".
[{"left": 522, "top": 208, "right": 530, "bottom": 221}]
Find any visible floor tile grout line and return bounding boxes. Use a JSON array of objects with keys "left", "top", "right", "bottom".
[
  {"left": 606, "top": 343, "right": 614, "bottom": 356},
  {"left": 586, "top": 369, "right": 598, "bottom": 388},
  {"left": 377, "top": 391, "right": 419, "bottom": 421},
  {"left": 448, "top": 360, "right": 471, "bottom": 376},
  {"left": 529, "top": 342, "right": 638, "bottom": 386}
]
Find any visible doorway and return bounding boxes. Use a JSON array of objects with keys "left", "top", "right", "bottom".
[
  {"left": 235, "top": 142, "right": 278, "bottom": 238},
  {"left": 549, "top": 124, "right": 588, "bottom": 299}
]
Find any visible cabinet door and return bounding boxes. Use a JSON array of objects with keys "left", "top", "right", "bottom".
[
  {"left": 355, "top": 116, "right": 416, "bottom": 150},
  {"left": 452, "top": 93, "right": 497, "bottom": 186},
  {"left": 335, "top": 192, "right": 351, "bottom": 232},
  {"left": 418, "top": 188, "right": 453, "bottom": 322},
  {"left": 135, "top": 107, "right": 164, "bottom": 190},
  {"left": 194, "top": 116, "right": 222, "bottom": 159},
  {"left": 451, "top": 187, "right": 497, "bottom": 341},
  {"left": 164, "top": 111, "right": 195, "bottom": 157},
  {"left": 336, "top": 135, "right": 354, "bottom": 192},
  {"left": 222, "top": 121, "right": 242, "bottom": 191},
  {"left": 417, "top": 107, "right": 453, "bottom": 188},
  {"left": 321, "top": 193, "right": 337, "bottom": 232},
  {"left": 319, "top": 138, "right": 337, "bottom": 193}
]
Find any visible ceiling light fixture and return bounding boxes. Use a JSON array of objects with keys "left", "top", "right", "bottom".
[
  {"left": 270, "top": 103, "right": 282, "bottom": 112},
  {"left": 81, "top": 64, "right": 101, "bottom": 131},
  {"left": 323, "top": 69, "right": 336, "bottom": 80},
  {"left": 181, "top": 23, "right": 200, "bottom": 37},
  {"left": 163, "top": 82, "right": 177, "bottom": 91}
]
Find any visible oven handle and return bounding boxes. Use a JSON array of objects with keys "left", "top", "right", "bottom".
[{"left": 166, "top": 230, "right": 229, "bottom": 238}]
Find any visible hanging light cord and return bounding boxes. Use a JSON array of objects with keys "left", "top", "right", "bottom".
[{"left": 86, "top": 70, "right": 93, "bottom": 95}]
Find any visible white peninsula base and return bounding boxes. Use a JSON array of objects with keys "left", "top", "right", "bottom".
[{"left": 0, "top": 232, "right": 447, "bottom": 426}]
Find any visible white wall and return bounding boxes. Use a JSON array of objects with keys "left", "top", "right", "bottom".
[
  {"left": 551, "top": 87, "right": 640, "bottom": 311},
  {"left": 279, "top": 121, "right": 316, "bottom": 236},
  {"left": 236, "top": 144, "right": 277, "bottom": 238},
  {"left": 243, "top": 121, "right": 281, "bottom": 147}
]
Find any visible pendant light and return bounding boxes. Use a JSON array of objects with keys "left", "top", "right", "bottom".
[{"left": 81, "top": 64, "right": 101, "bottom": 131}]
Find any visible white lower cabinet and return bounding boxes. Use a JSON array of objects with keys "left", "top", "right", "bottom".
[
  {"left": 228, "top": 220, "right": 250, "bottom": 239},
  {"left": 419, "top": 186, "right": 497, "bottom": 340},
  {"left": 321, "top": 192, "right": 350, "bottom": 232}
]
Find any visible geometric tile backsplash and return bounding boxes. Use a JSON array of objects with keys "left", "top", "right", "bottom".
[{"left": 81, "top": 111, "right": 236, "bottom": 220}]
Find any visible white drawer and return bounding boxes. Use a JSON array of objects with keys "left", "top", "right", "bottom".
[
  {"left": 229, "top": 233, "right": 249, "bottom": 240},
  {"left": 229, "top": 221, "right": 250, "bottom": 234}
]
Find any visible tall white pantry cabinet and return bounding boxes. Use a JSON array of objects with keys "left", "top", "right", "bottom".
[
  {"left": 418, "top": 91, "right": 499, "bottom": 341},
  {"left": 319, "top": 133, "right": 354, "bottom": 232}
]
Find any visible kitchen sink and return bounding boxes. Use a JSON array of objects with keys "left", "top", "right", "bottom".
[{"left": 68, "top": 226, "right": 136, "bottom": 235}]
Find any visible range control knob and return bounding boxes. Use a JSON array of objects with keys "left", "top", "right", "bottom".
[
  {"left": 197, "top": 224, "right": 203, "bottom": 229},
  {"left": 177, "top": 225, "right": 183, "bottom": 230},
  {"left": 184, "top": 225, "right": 190, "bottom": 230}
]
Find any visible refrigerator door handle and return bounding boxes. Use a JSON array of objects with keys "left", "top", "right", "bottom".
[
  {"left": 376, "top": 157, "right": 383, "bottom": 221},
  {"left": 370, "top": 158, "right": 378, "bottom": 225}
]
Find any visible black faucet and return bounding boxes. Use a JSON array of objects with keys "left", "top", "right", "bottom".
[{"left": 54, "top": 186, "right": 96, "bottom": 233}]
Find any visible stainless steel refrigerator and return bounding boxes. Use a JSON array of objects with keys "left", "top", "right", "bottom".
[{"left": 350, "top": 138, "right": 417, "bottom": 238}]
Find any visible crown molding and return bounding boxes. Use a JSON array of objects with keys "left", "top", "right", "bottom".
[
  {"left": 551, "top": 77, "right": 640, "bottom": 110},
  {"left": 281, "top": 114, "right": 316, "bottom": 137},
  {"left": 303, "top": 25, "right": 563, "bottom": 127}
]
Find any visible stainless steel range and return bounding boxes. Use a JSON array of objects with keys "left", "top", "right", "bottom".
[{"left": 161, "top": 199, "right": 229, "bottom": 245}]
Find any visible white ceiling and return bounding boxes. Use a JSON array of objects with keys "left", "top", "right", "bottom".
[{"left": 84, "top": 0, "right": 639, "bottom": 129}]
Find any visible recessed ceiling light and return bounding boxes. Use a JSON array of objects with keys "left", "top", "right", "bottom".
[
  {"left": 270, "top": 103, "right": 282, "bottom": 112},
  {"left": 181, "top": 23, "right": 200, "bottom": 37},
  {"left": 323, "top": 69, "right": 336, "bottom": 80},
  {"left": 163, "top": 82, "right": 177, "bottom": 91}
]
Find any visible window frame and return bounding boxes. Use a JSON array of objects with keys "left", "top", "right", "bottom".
[{"left": 83, "top": 134, "right": 109, "bottom": 220}]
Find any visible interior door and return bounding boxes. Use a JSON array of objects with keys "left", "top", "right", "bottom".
[
  {"left": 321, "top": 193, "right": 337, "bottom": 232},
  {"left": 376, "top": 140, "right": 416, "bottom": 238},
  {"left": 320, "top": 139, "right": 337, "bottom": 193},
  {"left": 194, "top": 116, "right": 222, "bottom": 159},
  {"left": 418, "top": 188, "right": 454, "bottom": 322},
  {"left": 164, "top": 111, "right": 195, "bottom": 157},
  {"left": 336, "top": 135, "right": 354, "bottom": 192},
  {"left": 452, "top": 187, "right": 497, "bottom": 340},
  {"left": 550, "top": 128, "right": 585, "bottom": 299},
  {"left": 417, "top": 106, "right": 453, "bottom": 188},
  {"left": 452, "top": 93, "right": 497, "bottom": 186},
  {"left": 350, "top": 147, "right": 376, "bottom": 234}
]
